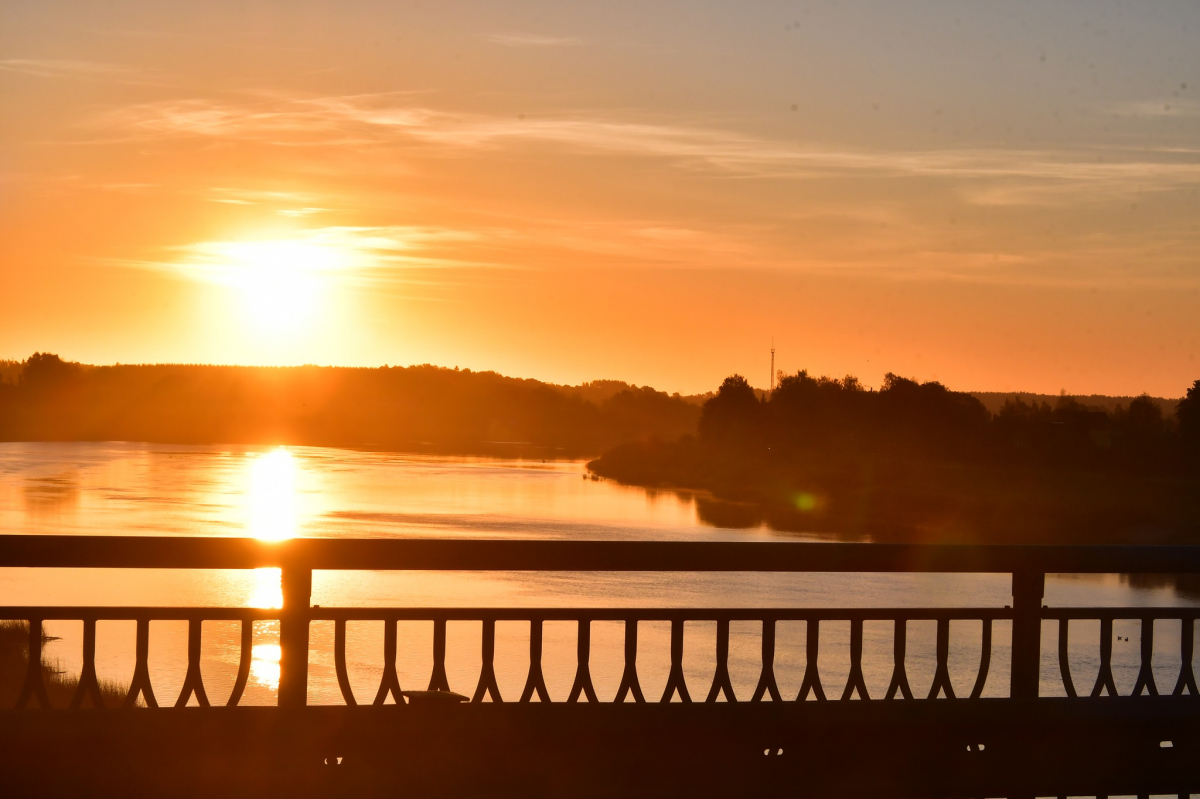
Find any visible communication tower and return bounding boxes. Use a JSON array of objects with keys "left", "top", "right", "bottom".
[{"left": 770, "top": 339, "right": 775, "bottom": 397}]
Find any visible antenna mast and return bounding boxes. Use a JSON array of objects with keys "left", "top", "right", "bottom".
[{"left": 770, "top": 338, "right": 775, "bottom": 397}]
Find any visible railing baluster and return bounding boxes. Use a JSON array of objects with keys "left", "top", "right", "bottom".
[
  {"left": 1173, "top": 616, "right": 1198, "bottom": 696},
  {"left": 659, "top": 619, "right": 692, "bottom": 702},
  {"left": 277, "top": 564, "right": 312, "bottom": 709},
  {"left": 968, "top": 618, "right": 993, "bottom": 699},
  {"left": 16, "top": 618, "right": 52, "bottom": 709},
  {"left": 1130, "top": 617, "right": 1158, "bottom": 696},
  {"left": 567, "top": 619, "right": 599, "bottom": 702},
  {"left": 751, "top": 618, "right": 782, "bottom": 702},
  {"left": 927, "top": 618, "right": 956, "bottom": 699},
  {"left": 614, "top": 618, "right": 645, "bottom": 703},
  {"left": 374, "top": 618, "right": 404, "bottom": 705},
  {"left": 428, "top": 618, "right": 450, "bottom": 692},
  {"left": 841, "top": 618, "right": 869, "bottom": 700},
  {"left": 333, "top": 618, "right": 357, "bottom": 706},
  {"left": 1010, "top": 570, "right": 1044, "bottom": 699},
  {"left": 226, "top": 619, "right": 253, "bottom": 707},
  {"left": 797, "top": 619, "right": 826, "bottom": 701},
  {"left": 706, "top": 618, "right": 736, "bottom": 702},
  {"left": 70, "top": 618, "right": 105, "bottom": 709},
  {"left": 1058, "top": 618, "right": 1077, "bottom": 698},
  {"left": 472, "top": 618, "right": 502, "bottom": 702},
  {"left": 519, "top": 618, "right": 551, "bottom": 702},
  {"left": 10, "top": 603, "right": 1197, "bottom": 715},
  {"left": 1091, "top": 617, "right": 1119, "bottom": 697},
  {"left": 123, "top": 618, "right": 158, "bottom": 708},
  {"left": 175, "top": 619, "right": 211, "bottom": 707},
  {"left": 885, "top": 618, "right": 914, "bottom": 700}
]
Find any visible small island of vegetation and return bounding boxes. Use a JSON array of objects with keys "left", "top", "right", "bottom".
[{"left": 589, "top": 372, "right": 1200, "bottom": 544}]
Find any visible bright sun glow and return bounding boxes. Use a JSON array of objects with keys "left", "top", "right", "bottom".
[
  {"left": 227, "top": 240, "right": 329, "bottom": 332},
  {"left": 193, "top": 239, "right": 349, "bottom": 333},
  {"left": 248, "top": 448, "right": 299, "bottom": 541}
]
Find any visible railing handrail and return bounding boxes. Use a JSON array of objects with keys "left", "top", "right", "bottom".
[
  {"left": 6, "top": 604, "right": 1200, "bottom": 621},
  {"left": 5, "top": 535, "right": 1200, "bottom": 709},
  {"left": 2, "top": 535, "right": 1200, "bottom": 572}
]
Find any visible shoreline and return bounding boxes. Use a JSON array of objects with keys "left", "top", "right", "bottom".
[{"left": 588, "top": 443, "right": 1200, "bottom": 547}]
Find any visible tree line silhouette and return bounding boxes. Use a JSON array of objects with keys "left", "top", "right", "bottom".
[
  {"left": 0, "top": 353, "right": 699, "bottom": 455},
  {"left": 696, "top": 370, "right": 1199, "bottom": 472},
  {"left": 590, "top": 371, "right": 1200, "bottom": 543}
]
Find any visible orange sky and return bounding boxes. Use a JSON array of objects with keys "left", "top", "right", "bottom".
[{"left": 2, "top": 2, "right": 1198, "bottom": 396}]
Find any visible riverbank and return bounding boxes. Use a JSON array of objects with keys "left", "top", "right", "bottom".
[{"left": 588, "top": 438, "right": 1200, "bottom": 544}]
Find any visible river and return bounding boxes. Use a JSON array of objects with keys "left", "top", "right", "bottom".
[{"left": 1, "top": 441, "right": 1196, "bottom": 706}]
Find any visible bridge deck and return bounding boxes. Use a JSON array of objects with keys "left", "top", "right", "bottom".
[{"left": 2, "top": 699, "right": 1198, "bottom": 798}]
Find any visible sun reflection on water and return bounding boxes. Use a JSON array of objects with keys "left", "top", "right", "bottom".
[
  {"left": 249, "top": 567, "right": 283, "bottom": 609},
  {"left": 250, "top": 643, "right": 281, "bottom": 690},
  {"left": 249, "top": 448, "right": 298, "bottom": 541},
  {"left": 243, "top": 448, "right": 296, "bottom": 694}
]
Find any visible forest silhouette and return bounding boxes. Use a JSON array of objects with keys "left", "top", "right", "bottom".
[
  {"left": 590, "top": 371, "right": 1200, "bottom": 544},
  {"left": 692, "top": 371, "right": 1195, "bottom": 470},
  {"left": 0, "top": 353, "right": 699, "bottom": 455}
]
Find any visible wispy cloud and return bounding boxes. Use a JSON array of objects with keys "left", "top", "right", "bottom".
[
  {"left": 277, "top": 207, "right": 330, "bottom": 217},
  {"left": 0, "top": 59, "right": 134, "bottom": 79},
  {"left": 482, "top": 33, "right": 582, "bottom": 47},
  {"left": 1108, "top": 99, "right": 1200, "bottom": 119},
  {"left": 80, "top": 92, "right": 1200, "bottom": 290},
  {"left": 204, "top": 187, "right": 332, "bottom": 207},
  {"left": 91, "top": 93, "right": 1200, "bottom": 195},
  {"left": 104, "top": 225, "right": 502, "bottom": 288}
]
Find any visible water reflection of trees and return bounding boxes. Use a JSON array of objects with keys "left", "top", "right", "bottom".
[
  {"left": 21, "top": 473, "right": 80, "bottom": 515},
  {"left": 1121, "top": 573, "right": 1200, "bottom": 600}
]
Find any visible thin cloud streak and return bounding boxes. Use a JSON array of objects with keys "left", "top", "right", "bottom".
[
  {"left": 482, "top": 33, "right": 583, "bottom": 47},
  {"left": 0, "top": 58, "right": 134, "bottom": 79},
  {"left": 102, "top": 225, "right": 512, "bottom": 288},
  {"left": 92, "top": 93, "right": 1200, "bottom": 194},
  {"left": 1108, "top": 99, "right": 1200, "bottom": 119},
  {"left": 91, "top": 206, "right": 1200, "bottom": 293}
]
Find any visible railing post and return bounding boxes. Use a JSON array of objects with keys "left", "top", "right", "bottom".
[
  {"left": 1010, "top": 569, "right": 1045, "bottom": 699},
  {"left": 278, "top": 562, "right": 312, "bottom": 708}
]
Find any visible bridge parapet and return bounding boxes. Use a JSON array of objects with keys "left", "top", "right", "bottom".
[
  {"left": 2, "top": 536, "right": 1199, "bottom": 797},
  {"left": 3, "top": 536, "right": 1200, "bottom": 709}
]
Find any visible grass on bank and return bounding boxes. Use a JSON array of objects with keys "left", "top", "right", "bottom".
[{"left": 0, "top": 620, "right": 127, "bottom": 708}]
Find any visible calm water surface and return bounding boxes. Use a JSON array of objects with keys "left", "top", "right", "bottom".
[{"left": 1, "top": 442, "right": 1196, "bottom": 706}]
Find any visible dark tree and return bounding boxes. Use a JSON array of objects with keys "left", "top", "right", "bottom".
[
  {"left": 768, "top": 370, "right": 869, "bottom": 453},
  {"left": 1179, "top": 380, "right": 1200, "bottom": 468},
  {"left": 876, "top": 373, "right": 990, "bottom": 458},
  {"left": 698, "top": 375, "right": 762, "bottom": 444},
  {"left": 18, "top": 353, "right": 81, "bottom": 391}
]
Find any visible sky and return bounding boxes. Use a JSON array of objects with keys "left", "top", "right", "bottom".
[{"left": 1, "top": 1, "right": 1198, "bottom": 396}]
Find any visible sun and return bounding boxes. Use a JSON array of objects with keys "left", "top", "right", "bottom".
[
  {"left": 197, "top": 238, "right": 346, "bottom": 334},
  {"left": 227, "top": 240, "right": 334, "bottom": 333}
]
